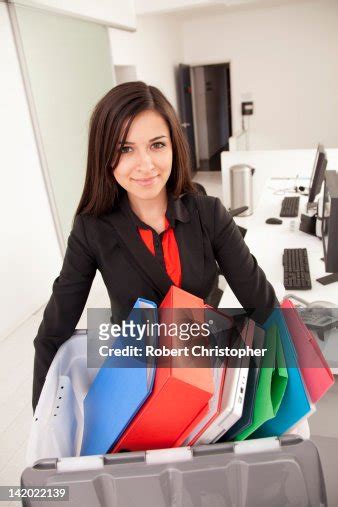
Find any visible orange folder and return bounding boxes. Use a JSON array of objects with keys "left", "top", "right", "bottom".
[{"left": 112, "top": 287, "right": 214, "bottom": 452}]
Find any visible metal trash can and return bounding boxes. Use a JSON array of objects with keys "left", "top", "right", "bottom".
[{"left": 230, "top": 164, "right": 255, "bottom": 216}]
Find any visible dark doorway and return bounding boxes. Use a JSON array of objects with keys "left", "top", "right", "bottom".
[
  {"left": 177, "top": 64, "right": 197, "bottom": 172},
  {"left": 177, "top": 62, "right": 232, "bottom": 171}
]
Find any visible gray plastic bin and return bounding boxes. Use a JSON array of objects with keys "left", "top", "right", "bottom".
[{"left": 21, "top": 435, "right": 327, "bottom": 506}]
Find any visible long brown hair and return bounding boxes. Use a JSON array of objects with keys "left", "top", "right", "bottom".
[{"left": 76, "top": 81, "right": 196, "bottom": 217}]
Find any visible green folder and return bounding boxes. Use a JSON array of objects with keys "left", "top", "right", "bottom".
[{"left": 234, "top": 324, "right": 288, "bottom": 441}]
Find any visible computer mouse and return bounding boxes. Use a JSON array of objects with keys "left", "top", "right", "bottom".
[{"left": 265, "top": 218, "right": 283, "bottom": 225}]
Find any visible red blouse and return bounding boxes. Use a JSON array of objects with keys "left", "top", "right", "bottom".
[{"left": 138, "top": 217, "right": 182, "bottom": 287}]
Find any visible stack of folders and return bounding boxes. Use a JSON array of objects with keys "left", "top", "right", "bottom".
[
  {"left": 219, "top": 299, "right": 335, "bottom": 443},
  {"left": 81, "top": 288, "right": 335, "bottom": 456}
]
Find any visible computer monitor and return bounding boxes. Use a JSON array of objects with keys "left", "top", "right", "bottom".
[
  {"left": 317, "top": 170, "right": 338, "bottom": 285},
  {"left": 307, "top": 145, "right": 327, "bottom": 207},
  {"left": 308, "top": 144, "right": 323, "bottom": 188}
]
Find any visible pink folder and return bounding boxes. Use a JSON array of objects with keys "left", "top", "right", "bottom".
[{"left": 281, "top": 299, "right": 334, "bottom": 403}]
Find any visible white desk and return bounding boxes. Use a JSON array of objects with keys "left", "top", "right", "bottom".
[
  {"left": 220, "top": 148, "right": 338, "bottom": 306},
  {"left": 221, "top": 148, "right": 338, "bottom": 210},
  {"left": 220, "top": 178, "right": 338, "bottom": 306},
  {"left": 219, "top": 175, "right": 338, "bottom": 372}
]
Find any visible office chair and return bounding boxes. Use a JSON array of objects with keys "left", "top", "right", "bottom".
[{"left": 193, "top": 182, "right": 247, "bottom": 237}]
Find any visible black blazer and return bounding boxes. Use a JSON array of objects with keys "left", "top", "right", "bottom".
[{"left": 32, "top": 192, "right": 277, "bottom": 409}]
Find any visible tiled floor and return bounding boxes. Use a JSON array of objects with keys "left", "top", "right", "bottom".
[{"left": 1, "top": 171, "right": 337, "bottom": 506}]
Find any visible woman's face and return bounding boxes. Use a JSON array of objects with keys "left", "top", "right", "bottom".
[{"left": 113, "top": 109, "right": 173, "bottom": 203}]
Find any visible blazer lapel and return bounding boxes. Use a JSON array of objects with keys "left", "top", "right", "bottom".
[
  {"left": 105, "top": 206, "right": 173, "bottom": 299},
  {"left": 104, "top": 193, "right": 205, "bottom": 298}
]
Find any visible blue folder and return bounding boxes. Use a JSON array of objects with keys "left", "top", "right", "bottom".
[
  {"left": 81, "top": 298, "right": 158, "bottom": 456},
  {"left": 251, "top": 308, "right": 311, "bottom": 438}
]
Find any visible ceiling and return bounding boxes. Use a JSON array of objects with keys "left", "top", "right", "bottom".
[{"left": 134, "top": 0, "right": 314, "bottom": 16}]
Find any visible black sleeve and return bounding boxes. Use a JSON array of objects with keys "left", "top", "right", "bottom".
[
  {"left": 211, "top": 197, "right": 279, "bottom": 323},
  {"left": 32, "top": 214, "right": 96, "bottom": 411}
]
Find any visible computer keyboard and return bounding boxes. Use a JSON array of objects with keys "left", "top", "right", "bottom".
[
  {"left": 280, "top": 196, "right": 300, "bottom": 217},
  {"left": 283, "top": 248, "right": 312, "bottom": 290}
]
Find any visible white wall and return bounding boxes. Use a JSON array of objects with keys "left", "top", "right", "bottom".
[
  {"left": 0, "top": 2, "right": 62, "bottom": 338},
  {"left": 9, "top": 0, "right": 136, "bottom": 28},
  {"left": 135, "top": 0, "right": 214, "bottom": 15},
  {"left": 182, "top": 0, "right": 338, "bottom": 150},
  {"left": 115, "top": 65, "right": 138, "bottom": 84},
  {"left": 109, "top": 14, "right": 183, "bottom": 110}
]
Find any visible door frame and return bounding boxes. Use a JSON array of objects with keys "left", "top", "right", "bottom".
[{"left": 188, "top": 60, "right": 233, "bottom": 170}]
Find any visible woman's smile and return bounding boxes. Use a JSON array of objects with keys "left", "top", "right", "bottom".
[{"left": 131, "top": 175, "right": 159, "bottom": 186}]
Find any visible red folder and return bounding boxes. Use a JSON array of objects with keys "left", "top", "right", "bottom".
[
  {"left": 112, "top": 287, "right": 214, "bottom": 452},
  {"left": 178, "top": 364, "right": 226, "bottom": 447},
  {"left": 281, "top": 299, "right": 334, "bottom": 403}
]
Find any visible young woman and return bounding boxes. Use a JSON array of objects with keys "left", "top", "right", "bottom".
[{"left": 32, "top": 81, "right": 277, "bottom": 410}]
